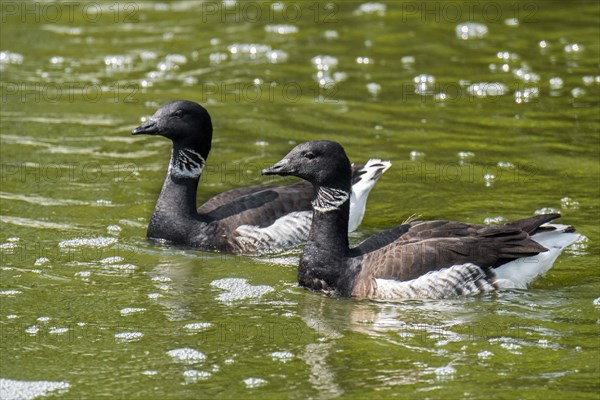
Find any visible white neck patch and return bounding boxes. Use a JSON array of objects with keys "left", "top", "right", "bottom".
[
  {"left": 169, "top": 148, "right": 205, "bottom": 179},
  {"left": 312, "top": 186, "right": 349, "bottom": 212}
]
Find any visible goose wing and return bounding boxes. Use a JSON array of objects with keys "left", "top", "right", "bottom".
[{"left": 352, "top": 215, "right": 558, "bottom": 283}]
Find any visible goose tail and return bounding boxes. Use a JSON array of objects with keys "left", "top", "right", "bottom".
[
  {"left": 493, "top": 223, "right": 583, "bottom": 289},
  {"left": 349, "top": 159, "right": 391, "bottom": 232}
]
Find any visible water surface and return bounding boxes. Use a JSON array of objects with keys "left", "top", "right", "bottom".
[{"left": 1, "top": 1, "right": 599, "bottom": 399}]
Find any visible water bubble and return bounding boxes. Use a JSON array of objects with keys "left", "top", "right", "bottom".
[
  {"left": 477, "top": 350, "right": 494, "bottom": 359},
  {"left": 413, "top": 74, "right": 436, "bottom": 95},
  {"left": 0, "top": 51, "right": 24, "bottom": 64},
  {"left": 455, "top": 22, "right": 488, "bottom": 40},
  {"left": 183, "top": 370, "right": 212, "bottom": 382},
  {"left": 107, "top": 225, "right": 121, "bottom": 235},
  {"left": 104, "top": 55, "right": 132, "bottom": 69},
  {"left": 434, "top": 93, "right": 447, "bottom": 102},
  {"left": 229, "top": 43, "right": 270, "bottom": 56},
  {"left": 354, "top": 3, "right": 387, "bottom": 16},
  {"left": 184, "top": 322, "right": 213, "bottom": 331},
  {"left": 549, "top": 77, "right": 563, "bottom": 90},
  {"left": 49, "top": 327, "right": 69, "bottom": 335},
  {"left": 210, "top": 38, "right": 220, "bottom": 46},
  {"left": 356, "top": 57, "right": 372, "bottom": 64},
  {"left": 244, "top": 377, "right": 267, "bottom": 388},
  {"left": 467, "top": 82, "right": 509, "bottom": 98},
  {"left": 535, "top": 207, "right": 560, "bottom": 215},
  {"left": 571, "top": 87, "right": 586, "bottom": 98},
  {"left": 311, "top": 55, "right": 338, "bottom": 71},
  {"left": 167, "top": 348, "right": 206, "bottom": 364},
  {"left": 34, "top": 257, "right": 50, "bottom": 266},
  {"left": 401, "top": 56, "right": 415, "bottom": 66},
  {"left": 484, "top": 216, "right": 507, "bottom": 225},
  {"left": 561, "top": 197, "right": 579, "bottom": 209},
  {"left": 324, "top": 30, "right": 339, "bottom": 39},
  {"left": 333, "top": 71, "right": 347, "bottom": 82},
  {"left": 483, "top": 174, "right": 495, "bottom": 187},
  {"left": 458, "top": 151, "right": 475, "bottom": 160},
  {"left": 434, "top": 365, "right": 456, "bottom": 380},
  {"left": 59, "top": 237, "right": 117, "bottom": 248},
  {"left": 497, "top": 161, "right": 514, "bottom": 168},
  {"left": 271, "top": 351, "right": 294, "bottom": 362},
  {"left": 504, "top": 18, "right": 519, "bottom": 26},
  {"left": 582, "top": 76, "right": 595, "bottom": 86},
  {"left": 514, "top": 87, "right": 539, "bottom": 103},
  {"left": 49, "top": 56, "right": 65, "bottom": 64},
  {"left": 539, "top": 40, "right": 549, "bottom": 48},
  {"left": 513, "top": 67, "right": 540, "bottom": 83},
  {"left": 265, "top": 24, "right": 298, "bottom": 35},
  {"left": 366, "top": 82, "right": 381, "bottom": 95},
  {"left": 0, "top": 290, "right": 22, "bottom": 296},
  {"left": 496, "top": 52, "right": 520, "bottom": 62},
  {"left": 266, "top": 50, "right": 288, "bottom": 63},
  {"left": 115, "top": 332, "right": 143, "bottom": 342},
  {"left": 210, "top": 278, "right": 274, "bottom": 301},
  {"left": 209, "top": 53, "right": 228, "bottom": 64},
  {"left": 120, "top": 307, "right": 146, "bottom": 316},
  {"left": 409, "top": 150, "right": 425, "bottom": 160},
  {"left": 564, "top": 43, "right": 584, "bottom": 53}
]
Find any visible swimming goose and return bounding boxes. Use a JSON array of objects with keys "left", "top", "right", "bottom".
[
  {"left": 262, "top": 140, "right": 582, "bottom": 300},
  {"left": 132, "top": 101, "right": 390, "bottom": 254}
]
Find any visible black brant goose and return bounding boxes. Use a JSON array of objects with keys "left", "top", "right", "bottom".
[
  {"left": 262, "top": 140, "right": 582, "bottom": 300},
  {"left": 132, "top": 101, "right": 390, "bottom": 254}
]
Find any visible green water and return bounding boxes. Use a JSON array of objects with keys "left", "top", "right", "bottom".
[{"left": 1, "top": 1, "right": 599, "bottom": 398}]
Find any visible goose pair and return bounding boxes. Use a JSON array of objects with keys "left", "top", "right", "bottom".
[
  {"left": 134, "top": 101, "right": 581, "bottom": 300},
  {"left": 132, "top": 100, "right": 390, "bottom": 254}
]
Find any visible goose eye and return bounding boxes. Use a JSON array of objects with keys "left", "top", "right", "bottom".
[
  {"left": 303, "top": 152, "right": 315, "bottom": 160},
  {"left": 174, "top": 110, "right": 184, "bottom": 118}
]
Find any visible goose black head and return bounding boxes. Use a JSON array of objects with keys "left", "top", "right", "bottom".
[
  {"left": 262, "top": 140, "right": 352, "bottom": 189},
  {"left": 132, "top": 100, "right": 212, "bottom": 159}
]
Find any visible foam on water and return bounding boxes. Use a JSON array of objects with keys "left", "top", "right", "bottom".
[
  {"left": 120, "top": 308, "right": 146, "bottom": 316},
  {"left": 535, "top": 207, "right": 560, "bottom": 215},
  {"left": 434, "top": 365, "right": 456, "bottom": 380},
  {"left": 0, "top": 378, "right": 70, "bottom": 399},
  {"left": 167, "top": 348, "right": 207, "bottom": 364},
  {"left": 0, "top": 290, "right": 22, "bottom": 296},
  {"left": 59, "top": 237, "right": 117, "bottom": 248},
  {"left": 184, "top": 322, "right": 213, "bottom": 331},
  {"left": 210, "top": 278, "right": 274, "bottom": 301},
  {"left": 244, "top": 377, "right": 267, "bottom": 388},
  {"left": 484, "top": 216, "right": 507, "bottom": 225},
  {"left": 271, "top": 351, "right": 294, "bottom": 362},
  {"left": 183, "top": 370, "right": 212, "bottom": 382},
  {"left": 0, "top": 51, "right": 24, "bottom": 64},
  {"left": 115, "top": 332, "right": 144, "bottom": 342}
]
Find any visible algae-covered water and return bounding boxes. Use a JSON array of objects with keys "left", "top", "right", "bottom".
[{"left": 1, "top": 1, "right": 599, "bottom": 398}]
